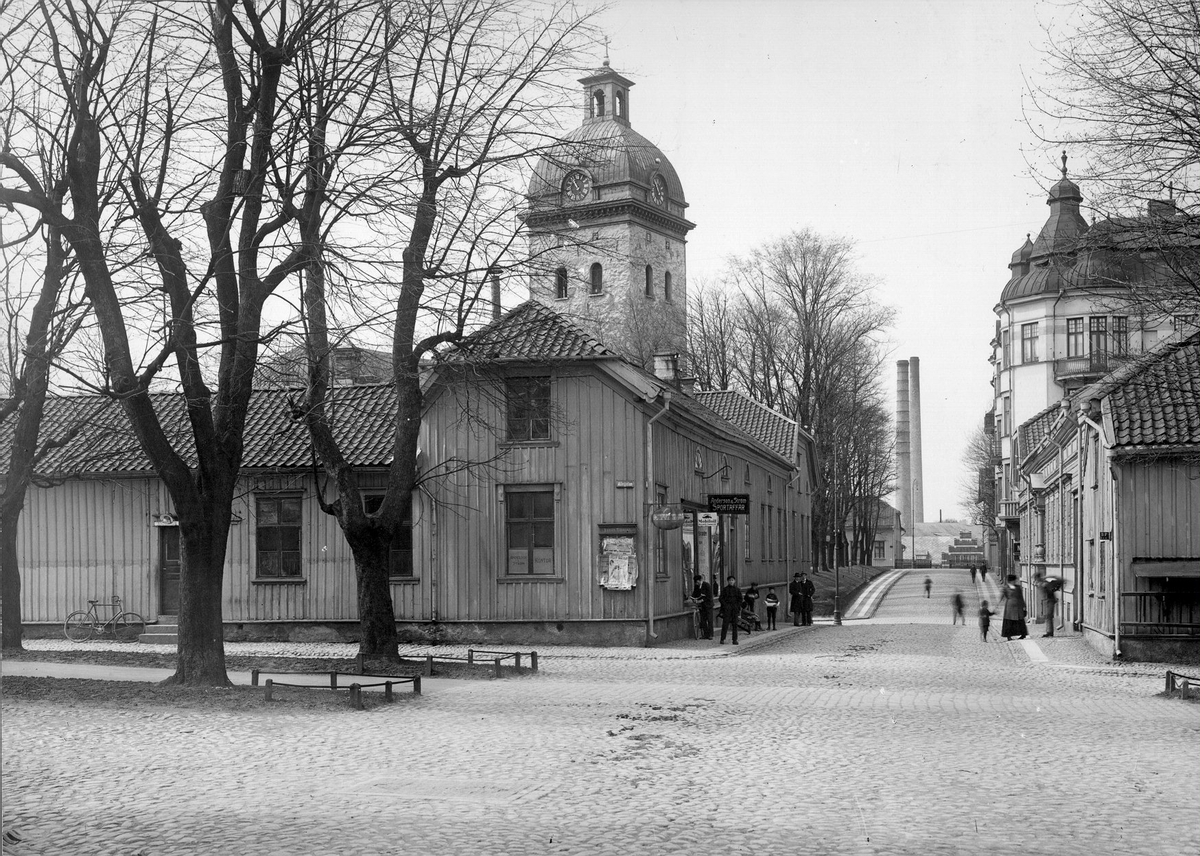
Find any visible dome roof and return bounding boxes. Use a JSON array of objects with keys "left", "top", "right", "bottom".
[
  {"left": 528, "top": 118, "right": 687, "bottom": 206},
  {"left": 1009, "top": 234, "right": 1033, "bottom": 266}
]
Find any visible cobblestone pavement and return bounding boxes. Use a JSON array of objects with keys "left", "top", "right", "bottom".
[{"left": 3, "top": 568, "right": 1198, "bottom": 856}]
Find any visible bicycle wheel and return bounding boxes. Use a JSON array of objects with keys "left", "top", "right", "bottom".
[
  {"left": 114, "top": 612, "right": 146, "bottom": 643},
  {"left": 64, "top": 611, "right": 95, "bottom": 642}
]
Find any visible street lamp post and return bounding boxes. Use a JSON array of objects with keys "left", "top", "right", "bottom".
[{"left": 832, "top": 449, "right": 842, "bottom": 625}]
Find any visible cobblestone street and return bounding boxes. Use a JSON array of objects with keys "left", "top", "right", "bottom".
[{"left": 3, "top": 569, "right": 1198, "bottom": 856}]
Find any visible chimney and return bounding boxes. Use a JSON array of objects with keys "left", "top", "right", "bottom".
[
  {"left": 896, "top": 360, "right": 911, "bottom": 535},
  {"left": 652, "top": 352, "right": 679, "bottom": 385},
  {"left": 490, "top": 269, "right": 502, "bottom": 320},
  {"left": 909, "top": 356, "right": 924, "bottom": 525}
]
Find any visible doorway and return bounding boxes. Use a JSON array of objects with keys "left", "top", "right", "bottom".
[{"left": 159, "top": 526, "right": 181, "bottom": 614}]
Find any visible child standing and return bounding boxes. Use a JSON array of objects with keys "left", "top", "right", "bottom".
[
  {"left": 764, "top": 588, "right": 779, "bottom": 630},
  {"left": 978, "top": 600, "right": 995, "bottom": 642}
]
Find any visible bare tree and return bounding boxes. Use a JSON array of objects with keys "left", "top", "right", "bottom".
[
  {"left": 0, "top": 202, "right": 89, "bottom": 650},
  {"left": 292, "top": 0, "right": 600, "bottom": 660},
  {"left": 1027, "top": 0, "right": 1200, "bottom": 317},
  {"left": 688, "top": 229, "right": 896, "bottom": 570},
  {"left": 0, "top": 0, "right": 404, "bottom": 684}
]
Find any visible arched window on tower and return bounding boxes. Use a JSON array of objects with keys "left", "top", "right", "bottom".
[
  {"left": 616, "top": 91, "right": 626, "bottom": 119},
  {"left": 592, "top": 90, "right": 605, "bottom": 118},
  {"left": 644, "top": 265, "right": 654, "bottom": 298},
  {"left": 555, "top": 267, "right": 568, "bottom": 300},
  {"left": 664, "top": 271, "right": 672, "bottom": 302},
  {"left": 590, "top": 263, "right": 603, "bottom": 294}
]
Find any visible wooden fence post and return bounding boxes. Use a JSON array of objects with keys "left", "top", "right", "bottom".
[
  {"left": 251, "top": 669, "right": 260, "bottom": 687},
  {"left": 350, "top": 683, "right": 363, "bottom": 710},
  {"left": 264, "top": 679, "right": 273, "bottom": 701}
]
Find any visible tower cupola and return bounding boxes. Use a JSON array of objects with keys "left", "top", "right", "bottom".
[{"left": 579, "top": 58, "right": 634, "bottom": 128}]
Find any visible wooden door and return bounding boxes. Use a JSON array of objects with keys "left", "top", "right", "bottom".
[{"left": 159, "top": 526, "right": 181, "bottom": 614}]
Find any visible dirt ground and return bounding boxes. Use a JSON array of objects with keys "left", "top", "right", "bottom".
[{"left": 1, "top": 648, "right": 533, "bottom": 713}]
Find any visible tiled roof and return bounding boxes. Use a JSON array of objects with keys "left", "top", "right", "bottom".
[
  {"left": 1016, "top": 401, "right": 1066, "bottom": 460},
  {"left": 692, "top": 390, "right": 796, "bottom": 460},
  {"left": 1083, "top": 331, "right": 1200, "bottom": 449},
  {"left": 446, "top": 300, "right": 616, "bottom": 362},
  {"left": 0, "top": 386, "right": 400, "bottom": 477}
]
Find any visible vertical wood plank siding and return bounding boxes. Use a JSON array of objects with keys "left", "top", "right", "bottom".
[
  {"left": 17, "top": 368, "right": 807, "bottom": 630},
  {"left": 18, "top": 478, "right": 159, "bottom": 622},
  {"left": 420, "top": 369, "right": 798, "bottom": 624}
]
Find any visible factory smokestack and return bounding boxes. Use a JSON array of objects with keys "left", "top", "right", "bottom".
[
  {"left": 909, "top": 356, "right": 924, "bottom": 525},
  {"left": 896, "top": 360, "right": 911, "bottom": 538}
]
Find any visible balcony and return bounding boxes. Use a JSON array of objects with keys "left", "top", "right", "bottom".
[
  {"left": 1054, "top": 353, "right": 1123, "bottom": 382},
  {"left": 997, "top": 500, "right": 1019, "bottom": 521}
]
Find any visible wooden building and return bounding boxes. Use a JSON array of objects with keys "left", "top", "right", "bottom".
[
  {"left": 1016, "top": 331, "right": 1200, "bottom": 662},
  {"left": 4, "top": 302, "right": 816, "bottom": 646}
]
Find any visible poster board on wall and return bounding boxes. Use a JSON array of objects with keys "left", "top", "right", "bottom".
[{"left": 598, "top": 524, "right": 639, "bottom": 590}]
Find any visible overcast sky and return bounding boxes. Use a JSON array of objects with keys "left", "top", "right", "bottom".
[{"left": 589, "top": 0, "right": 1067, "bottom": 521}]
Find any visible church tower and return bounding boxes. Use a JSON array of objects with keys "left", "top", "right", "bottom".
[{"left": 525, "top": 61, "right": 695, "bottom": 368}]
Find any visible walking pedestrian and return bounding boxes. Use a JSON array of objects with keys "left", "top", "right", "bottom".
[
  {"left": 718, "top": 575, "right": 742, "bottom": 644},
  {"left": 999, "top": 574, "right": 1028, "bottom": 640},
  {"left": 980, "top": 563, "right": 988, "bottom": 584},
  {"left": 692, "top": 573, "right": 713, "bottom": 639},
  {"left": 969, "top": 563, "right": 977, "bottom": 584},
  {"left": 978, "top": 600, "right": 995, "bottom": 642},
  {"left": 764, "top": 587, "right": 779, "bottom": 630},
  {"left": 923, "top": 576, "right": 932, "bottom": 598},
  {"left": 798, "top": 573, "right": 816, "bottom": 625},
  {"left": 788, "top": 573, "right": 804, "bottom": 626},
  {"left": 951, "top": 590, "right": 966, "bottom": 625}
]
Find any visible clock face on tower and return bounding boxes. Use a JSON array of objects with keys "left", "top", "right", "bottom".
[
  {"left": 651, "top": 175, "right": 667, "bottom": 207},
  {"left": 562, "top": 170, "right": 592, "bottom": 202}
]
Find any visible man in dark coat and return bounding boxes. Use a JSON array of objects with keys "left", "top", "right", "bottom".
[
  {"left": 799, "top": 573, "right": 816, "bottom": 625},
  {"left": 788, "top": 573, "right": 804, "bottom": 626},
  {"left": 692, "top": 573, "right": 714, "bottom": 639},
  {"left": 718, "top": 575, "right": 742, "bottom": 644}
]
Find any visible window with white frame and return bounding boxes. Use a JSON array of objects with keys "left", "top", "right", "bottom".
[
  {"left": 1066, "top": 317, "right": 1084, "bottom": 358},
  {"left": 1111, "top": 316, "right": 1129, "bottom": 355},
  {"left": 1021, "top": 322, "right": 1039, "bottom": 363},
  {"left": 1089, "top": 316, "right": 1107, "bottom": 359}
]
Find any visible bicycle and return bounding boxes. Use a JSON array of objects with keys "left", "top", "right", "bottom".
[{"left": 64, "top": 596, "right": 146, "bottom": 643}]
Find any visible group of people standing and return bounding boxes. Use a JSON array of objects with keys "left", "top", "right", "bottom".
[{"left": 691, "top": 571, "right": 816, "bottom": 644}]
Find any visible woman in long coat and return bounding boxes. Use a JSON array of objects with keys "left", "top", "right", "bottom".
[{"left": 999, "top": 574, "right": 1028, "bottom": 640}]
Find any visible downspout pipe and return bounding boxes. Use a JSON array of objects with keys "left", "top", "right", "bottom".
[
  {"left": 644, "top": 391, "right": 672, "bottom": 642},
  {"left": 1080, "top": 407, "right": 1119, "bottom": 658}
]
